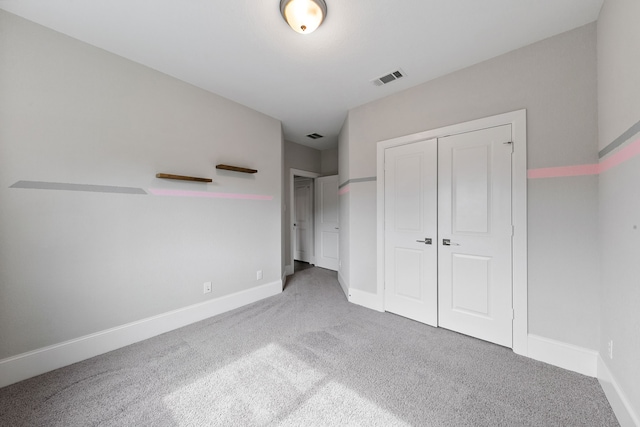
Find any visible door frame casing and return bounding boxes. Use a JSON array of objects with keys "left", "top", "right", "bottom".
[
  {"left": 376, "top": 110, "right": 528, "bottom": 356},
  {"left": 289, "top": 168, "right": 320, "bottom": 274}
]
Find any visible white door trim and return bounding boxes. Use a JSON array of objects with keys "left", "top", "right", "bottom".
[
  {"left": 376, "top": 110, "right": 528, "bottom": 356},
  {"left": 290, "top": 168, "right": 320, "bottom": 272}
]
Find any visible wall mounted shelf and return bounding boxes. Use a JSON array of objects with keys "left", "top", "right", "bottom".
[
  {"left": 216, "top": 164, "right": 258, "bottom": 174},
  {"left": 156, "top": 173, "right": 212, "bottom": 183}
]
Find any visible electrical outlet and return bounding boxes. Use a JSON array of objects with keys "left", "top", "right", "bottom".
[
  {"left": 607, "top": 340, "right": 613, "bottom": 359},
  {"left": 203, "top": 282, "right": 212, "bottom": 294},
  {"left": 257, "top": 270, "right": 263, "bottom": 280}
]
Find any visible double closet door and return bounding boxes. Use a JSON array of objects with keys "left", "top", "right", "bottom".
[{"left": 384, "top": 125, "right": 514, "bottom": 348}]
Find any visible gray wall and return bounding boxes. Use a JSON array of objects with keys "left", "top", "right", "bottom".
[
  {"left": 283, "top": 141, "right": 321, "bottom": 269},
  {"left": 284, "top": 140, "right": 322, "bottom": 175},
  {"left": 597, "top": 0, "right": 640, "bottom": 416},
  {"left": 0, "top": 11, "right": 282, "bottom": 359},
  {"left": 341, "top": 24, "right": 600, "bottom": 350},
  {"left": 338, "top": 121, "right": 350, "bottom": 289},
  {"left": 321, "top": 148, "right": 339, "bottom": 176}
]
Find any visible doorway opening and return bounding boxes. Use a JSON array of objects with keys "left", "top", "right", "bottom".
[
  {"left": 289, "top": 169, "right": 320, "bottom": 275},
  {"left": 293, "top": 176, "right": 314, "bottom": 265},
  {"left": 288, "top": 169, "right": 340, "bottom": 275}
]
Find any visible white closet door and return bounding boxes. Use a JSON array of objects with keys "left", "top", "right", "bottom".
[
  {"left": 438, "top": 125, "right": 513, "bottom": 347},
  {"left": 384, "top": 139, "right": 438, "bottom": 326}
]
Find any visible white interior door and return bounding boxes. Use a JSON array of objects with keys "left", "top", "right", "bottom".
[
  {"left": 315, "top": 175, "right": 339, "bottom": 271},
  {"left": 438, "top": 125, "right": 513, "bottom": 347},
  {"left": 294, "top": 178, "right": 313, "bottom": 263},
  {"left": 384, "top": 139, "right": 438, "bottom": 326}
]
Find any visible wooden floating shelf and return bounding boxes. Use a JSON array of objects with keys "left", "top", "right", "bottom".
[
  {"left": 216, "top": 164, "right": 258, "bottom": 174},
  {"left": 156, "top": 173, "right": 212, "bottom": 183}
]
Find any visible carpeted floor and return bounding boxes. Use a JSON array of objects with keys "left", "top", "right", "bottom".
[{"left": 0, "top": 267, "right": 619, "bottom": 426}]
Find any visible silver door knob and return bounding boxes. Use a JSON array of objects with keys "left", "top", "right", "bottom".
[
  {"left": 442, "top": 239, "right": 460, "bottom": 246},
  {"left": 416, "top": 238, "right": 432, "bottom": 245}
]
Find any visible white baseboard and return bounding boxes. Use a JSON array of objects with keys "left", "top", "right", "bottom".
[
  {"left": 285, "top": 264, "right": 294, "bottom": 276},
  {"left": 0, "top": 281, "right": 282, "bottom": 389},
  {"left": 598, "top": 356, "right": 639, "bottom": 427},
  {"left": 527, "top": 334, "right": 597, "bottom": 377},
  {"left": 338, "top": 271, "right": 349, "bottom": 299},
  {"left": 348, "top": 288, "right": 384, "bottom": 312}
]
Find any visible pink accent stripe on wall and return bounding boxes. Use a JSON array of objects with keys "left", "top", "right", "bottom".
[
  {"left": 149, "top": 188, "right": 273, "bottom": 200},
  {"left": 528, "top": 137, "right": 640, "bottom": 179},
  {"left": 527, "top": 164, "right": 599, "bottom": 179}
]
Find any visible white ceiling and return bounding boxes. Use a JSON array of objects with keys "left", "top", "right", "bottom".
[{"left": 0, "top": 0, "right": 603, "bottom": 150}]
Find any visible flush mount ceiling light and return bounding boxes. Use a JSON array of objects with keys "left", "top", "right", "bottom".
[{"left": 280, "top": 0, "right": 327, "bottom": 34}]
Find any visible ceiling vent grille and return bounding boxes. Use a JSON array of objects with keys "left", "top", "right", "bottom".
[
  {"left": 371, "top": 69, "right": 405, "bottom": 86},
  {"left": 306, "top": 133, "right": 324, "bottom": 139}
]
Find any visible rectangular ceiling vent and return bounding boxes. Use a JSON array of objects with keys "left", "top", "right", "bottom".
[
  {"left": 306, "top": 133, "right": 324, "bottom": 139},
  {"left": 371, "top": 69, "right": 406, "bottom": 86}
]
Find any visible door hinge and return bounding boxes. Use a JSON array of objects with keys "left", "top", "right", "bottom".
[
  {"left": 510, "top": 309, "right": 515, "bottom": 320},
  {"left": 503, "top": 141, "right": 514, "bottom": 154}
]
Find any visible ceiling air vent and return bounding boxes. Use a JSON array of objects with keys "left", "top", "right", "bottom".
[
  {"left": 371, "top": 69, "right": 406, "bottom": 86},
  {"left": 306, "top": 133, "right": 324, "bottom": 139}
]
